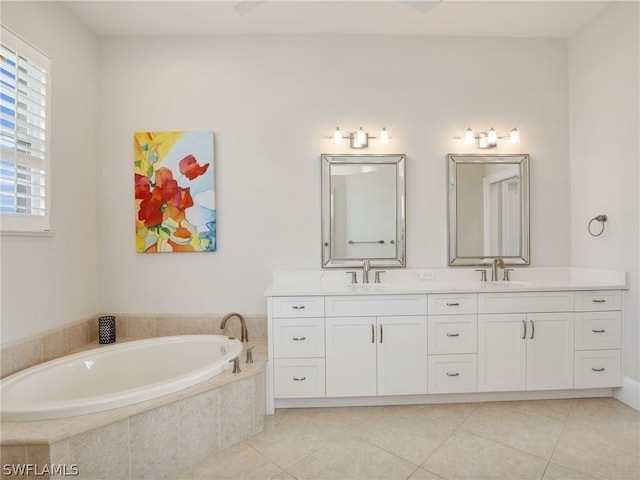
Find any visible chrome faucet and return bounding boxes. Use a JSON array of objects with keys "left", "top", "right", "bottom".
[
  {"left": 362, "top": 259, "right": 371, "bottom": 283},
  {"left": 491, "top": 258, "right": 505, "bottom": 281},
  {"left": 220, "top": 312, "right": 249, "bottom": 343}
]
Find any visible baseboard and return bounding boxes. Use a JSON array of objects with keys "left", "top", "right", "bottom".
[{"left": 614, "top": 376, "right": 640, "bottom": 410}]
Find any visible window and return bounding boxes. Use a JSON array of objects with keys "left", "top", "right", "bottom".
[{"left": 0, "top": 27, "right": 51, "bottom": 233}]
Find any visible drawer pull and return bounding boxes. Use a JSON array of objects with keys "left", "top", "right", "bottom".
[
  {"left": 292, "top": 305, "right": 306, "bottom": 310},
  {"left": 592, "top": 299, "right": 606, "bottom": 303},
  {"left": 446, "top": 372, "right": 460, "bottom": 377},
  {"left": 446, "top": 302, "right": 460, "bottom": 306},
  {"left": 592, "top": 329, "right": 606, "bottom": 333},
  {"left": 591, "top": 367, "right": 605, "bottom": 372},
  {"left": 292, "top": 336, "right": 306, "bottom": 341},
  {"left": 293, "top": 376, "right": 307, "bottom": 381},
  {"left": 446, "top": 333, "right": 460, "bottom": 337}
]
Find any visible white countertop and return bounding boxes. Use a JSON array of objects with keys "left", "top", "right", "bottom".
[{"left": 264, "top": 267, "right": 627, "bottom": 297}]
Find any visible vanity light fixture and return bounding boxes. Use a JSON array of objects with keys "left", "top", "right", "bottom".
[
  {"left": 457, "top": 127, "right": 520, "bottom": 149},
  {"left": 332, "top": 126, "right": 390, "bottom": 149}
]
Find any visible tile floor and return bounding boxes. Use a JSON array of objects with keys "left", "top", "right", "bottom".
[{"left": 173, "top": 397, "right": 639, "bottom": 480}]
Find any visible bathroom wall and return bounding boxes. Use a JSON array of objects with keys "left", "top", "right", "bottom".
[
  {"left": 97, "top": 34, "right": 570, "bottom": 315},
  {"left": 568, "top": 2, "right": 640, "bottom": 382},
  {"left": 0, "top": 2, "right": 101, "bottom": 344}
]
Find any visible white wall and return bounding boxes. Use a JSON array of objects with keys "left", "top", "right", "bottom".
[
  {"left": 97, "top": 34, "right": 570, "bottom": 316},
  {"left": 0, "top": 2, "right": 100, "bottom": 344},
  {"left": 568, "top": 2, "right": 640, "bottom": 382}
]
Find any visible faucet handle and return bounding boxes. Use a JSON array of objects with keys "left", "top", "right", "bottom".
[
  {"left": 374, "top": 271, "right": 386, "bottom": 283},
  {"left": 503, "top": 268, "right": 514, "bottom": 281},
  {"left": 245, "top": 345, "right": 255, "bottom": 364},
  {"left": 229, "top": 356, "right": 241, "bottom": 374},
  {"left": 475, "top": 269, "right": 487, "bottom": 282},
  {"left": 346, "top": 271, "right": 358, "bottom": 284}
]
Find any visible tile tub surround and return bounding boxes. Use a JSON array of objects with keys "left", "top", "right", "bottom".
[
  {"left": 0, "top": 313, "right": 267, "bottom": 378},
  {"left": 1, "top": 341, "right": 266, "bottom": 480}
]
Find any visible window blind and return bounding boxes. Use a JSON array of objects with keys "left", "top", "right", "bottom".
[{"left": 0, "top": 27, "right": 51, "bottom": 233}]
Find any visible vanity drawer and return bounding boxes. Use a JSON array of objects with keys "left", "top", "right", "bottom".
[
  {"left": 428, "top": 294, "right": 477, "bottom": 315},
  {"left": 325, "top": 295, "right": 427, "bottom": 317},
  {"left": 478, "top": 291, "right": 574, "bottom": 314},
  {"left": 575, "top": 290, "right": 622, "bottom": 311},
  {"left": 428, "top": 354, "right": 478, "bottom": 394},
  {"left": 273, "top": 318, "right": 325, "bottom": 358},
  {"left": 272, "top": 296, "right": 324, "bottom": 318},
  {"left": 428, "top": 315, "right": 477, "bottom": 354},
  {"left": 574, "top": 350, "right": 622, "bottom": 388},
  {"left": 575, "top": 311, "right": 621, "bottom": 350},
  {"left": 274, "top": 358, "right": 326, "bottom": 398}
]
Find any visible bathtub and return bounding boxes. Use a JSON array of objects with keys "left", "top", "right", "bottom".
[{"left": 0, "top": 334, "right": 243, "bottom": 422}]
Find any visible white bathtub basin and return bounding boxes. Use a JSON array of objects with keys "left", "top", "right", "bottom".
[{"left": 0, "top": 334, "right": 242, "bottom": 422}]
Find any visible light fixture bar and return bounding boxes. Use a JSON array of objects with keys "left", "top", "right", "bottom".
[
  {"left": 331, "top": 125, "right": 391, "bottom": 149},
  {"left": 455, "top": 126, "right": 520, "bottom": 149}
]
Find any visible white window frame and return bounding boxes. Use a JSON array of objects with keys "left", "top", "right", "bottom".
[{"left": 0, "top": 26, "right": 52, "bottom": 235}]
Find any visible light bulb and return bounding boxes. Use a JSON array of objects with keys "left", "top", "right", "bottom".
[
  {"left": 379, "top": 127, "right": 389, "bottom": 144},
  {"left": 464, "top": 128, "right": 474, "bottom": 144},
  {"left": 509, "top": 127, "right": 520, "bottom": 144},
  {"left": 356, "top": 127, "right": 367, "bottom": 146},
  {"left": 487, "top": 128, "right": 497, "bottom": 146},
  {"left": 333, "top": 127, "right": 342, "bottom": 144}
]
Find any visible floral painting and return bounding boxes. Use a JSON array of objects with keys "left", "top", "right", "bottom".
[{"left": 134, "top": 131, "right": 216, "bottom": 253}]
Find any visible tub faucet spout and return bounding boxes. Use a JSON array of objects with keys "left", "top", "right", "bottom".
[{"left": 220, "top": 313, "right": 249, "bottom": 343}]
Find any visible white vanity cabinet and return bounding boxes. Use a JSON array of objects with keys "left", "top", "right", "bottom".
[
  {"left": 427, "top": 293, "right": 478, "bottom": 394},
  {"left": 271, "top": 297, "right": 326, "bottom": 399},
  {"left": 477, "top": 292, "right": 575, "bottom": 392},
  {"left": 574, "top": 291, "right": 622, "bottom": 388},
  {"left": 265, "top": 276, "right": 625, "bottom": 414},
  {"left": 325, "top": 295, "right": 428, "bottom": 397}
]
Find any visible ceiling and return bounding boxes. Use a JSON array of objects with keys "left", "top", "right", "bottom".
[{"left": 62, "top": 0, "right": 615, "bottom": 38}]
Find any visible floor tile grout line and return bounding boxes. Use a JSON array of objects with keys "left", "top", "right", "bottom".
[{"left": 538, "top": 398, "right": 577, "bottom": 480}]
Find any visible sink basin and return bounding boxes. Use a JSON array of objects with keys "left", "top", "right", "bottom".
[{"left": 485, "top": 281, "right": 532, "bottom": 288}]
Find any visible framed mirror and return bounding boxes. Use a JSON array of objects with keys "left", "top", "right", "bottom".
[
  {"left": 447, "top": 154, "right": 530, "bottom": 266},
  {"left": 321, "top": 154, "right": 406, "bottom": 268}
]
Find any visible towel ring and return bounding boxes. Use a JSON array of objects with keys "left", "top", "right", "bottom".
[{"left": 588, "top": 215, "right": 607, "bottom": 237}]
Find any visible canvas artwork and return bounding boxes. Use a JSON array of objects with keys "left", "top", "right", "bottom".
[{"left": 134, "top": 131, "right": 216, "bottom": 253}]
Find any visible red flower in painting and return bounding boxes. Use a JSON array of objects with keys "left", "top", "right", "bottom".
[
  {"left": 138, "top": 187, "right": 164, "bottom": 227},
  {"left": 136, "top": 168, "right": 195, "bottom": 228},
  {"left": 179, "top": 154, "right": 210, "bottom": 180},
  {"left": 134, "top": 174, "right": 150, "bottom": 199}
]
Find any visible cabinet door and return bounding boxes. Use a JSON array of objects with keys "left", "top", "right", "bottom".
[
  {"left": 526, "top": 313, "right": 574, "bottom": 390},
  {"left": 377, "top": 316, "right": 428, "bottom": 395},
  {"left": 326, "top": 317, "right": 377, "bottom": 397},
  {"left": 478, "top": 314, "right": 527, "bottom": 392}
]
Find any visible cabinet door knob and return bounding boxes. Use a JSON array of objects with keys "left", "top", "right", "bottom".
[
  {"left": 591, "top": 367, "right": 605, "bottom": 372},
  {"left": 293, "top": 376, "right": 307, "bottom": 381},
  {"left": 592, "top": 329, "right": 606, "bottom": 333},
  {"left": 292, "top": 336, "right": 306, "bottom": 341},
  {"left": 446, "top": 372, "right": 460, "bottom": 377},
  {"left": 446, "top": 333, "right": 460, "bottom": 337}
]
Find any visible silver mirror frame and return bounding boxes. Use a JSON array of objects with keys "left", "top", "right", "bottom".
[
  {"left": 447, "top": 153, "right": 530, "bottom": 266},
  {"left": 321, "top": 154, "right": 406, "bottom": 268}
]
